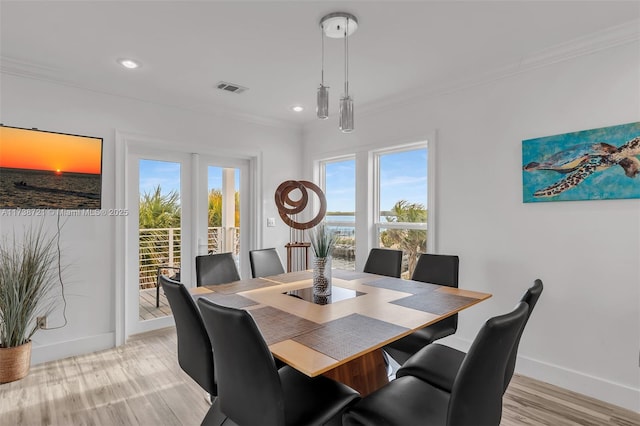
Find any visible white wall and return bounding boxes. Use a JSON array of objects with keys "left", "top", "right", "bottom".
[
  {"left": 0, "top": 75, "right": 301, "bottom": 364},
  {"left": 303, "top": 42, "right": 640, "bottom": 411}
]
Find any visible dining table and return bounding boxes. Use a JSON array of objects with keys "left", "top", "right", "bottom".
[{"left": 190, "top": 269, "right": 491, "bottom": 396}]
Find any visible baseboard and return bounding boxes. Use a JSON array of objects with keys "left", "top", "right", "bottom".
[
  {"left": 442, "top": 335, "right": 640, "bottom": 413},
  {"left": 30, "top": 332, "right": 115, "bottom": 366}
]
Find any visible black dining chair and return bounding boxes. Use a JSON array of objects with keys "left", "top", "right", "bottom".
[
  {"left": 155, "top": 265, "right": 180, "bottom": 307},
  {"left": 343, "top": 302, "right": 529, "bottom": 426},
  {"left": 383, "top": 253, "right": 460, "bottom": 364},
  {"left": 397, "top": 279, "right": 543, "bottom": 393},
  {"left": 197, "top": 297, "right": 361, "bottom": 426},
  {"left": 159, "top": 275, "right": 217, "bottom": 403},
  {"left": 363, "top": 248, "right": 403, "bottom": 278},
  {"left": 249, "top": 248, "right": 285, "bottom": 278},
  {"left": 195, "top": 252, "right": 240, "bottom": 286}
]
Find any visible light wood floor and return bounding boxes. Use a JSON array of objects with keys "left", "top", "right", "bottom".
[{"left": 1, "top": 327, "right": 637, "bottom": 426}]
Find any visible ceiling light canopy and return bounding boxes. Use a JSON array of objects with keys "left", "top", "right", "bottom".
[
  {"left": 317, "top": 12, "right": 358, "bottom": 133},
  {"left": 321, "top": 12, "right": 358, "bottom": 38}
]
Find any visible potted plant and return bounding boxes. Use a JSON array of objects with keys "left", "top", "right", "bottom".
[
  {"left": 308, "top": 223, "right": 336, "bottom": 297},
  {"left": 0, "top": 222, "right": 61, "bottom": 383}
]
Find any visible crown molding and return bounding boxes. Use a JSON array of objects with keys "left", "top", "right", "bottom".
[
  {"left": 3, "top": 19, "right": 637, "bottom": 133},
  {"left": 0, "top": 56, "right": 300, "bottom": 131},
  {"left": 355, "top": 19, "right": 640, "bottom": 120}
]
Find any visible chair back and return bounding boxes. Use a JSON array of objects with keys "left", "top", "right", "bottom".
[
  {"left": 448, "top": 302, "right": 528, "bottom": 426},
  {"left": 159, "top": 275, "right": 216, "bottom": 396},
  {"left": 195, "top": 252, "right": 240, "bottom": 286},
  {"left": 197, "top": 298, "right": 285, "bottom": 425},
  {"left": 249, "top": 248, "right": 285, "bottom": 278},
  {"left": 412, "top": 253, "right": 460, "bottom": 331},
  {"left": 503, "top": 279, "right": 543, "bottom": 392},
  {"left": 363, "top": 248, "right": 403, "bottom": 278},
  {"left": 411, "top": 253, "right": 459, "bottom": 287}
]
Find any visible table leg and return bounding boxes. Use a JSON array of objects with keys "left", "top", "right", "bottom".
[{"left": 322, "top": 349, "right": 389, "bottom": 396}]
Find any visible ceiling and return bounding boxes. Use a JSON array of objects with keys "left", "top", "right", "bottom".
[{"left": 1, "top": 1, "right": 638, "bottom": 128}]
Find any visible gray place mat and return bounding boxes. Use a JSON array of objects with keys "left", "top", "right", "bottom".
[
  {"left": 332, "top": 270, "right": 374, "bottom": 281},
  {"left": 248, "top": 306, "right": 322, "bottom": 346},
  {"left": 209, "top": 278, "right": 281, "bottom": 294},
  {"left": 292, "top": 314, "right": 408, "bottom": 360},
  {"left": 362, "top": 277, "right": 441, "bottom": 295},
  {"left": 193, "top": 293, "right": 258, "bottom": 309},
  {"left": 391, "top": 292, "right": 477, "bottom": 315},
  {"left": 269, "top": 270, "right": 313, "bottom": 283}
]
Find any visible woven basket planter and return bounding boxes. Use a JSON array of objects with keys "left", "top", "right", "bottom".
[{"left": 0, "top": 341, "right": 32, "bottom": 384}]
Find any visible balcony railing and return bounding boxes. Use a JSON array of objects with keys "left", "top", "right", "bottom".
[{"left": 138, "top": 227, "right": 240, "bottom": 289}]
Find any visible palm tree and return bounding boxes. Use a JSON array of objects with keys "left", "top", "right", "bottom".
[
  {"left": 207, "top": 189, "right": 240, "bottom": 227},
  {"left": 380, "top": 200, "right": 427, "bottom": 276},
  {"left": 139, "top": 185, "right": 181, "bottom": 229},
  {"left": 207, "top": 189, "right": 240, "bottom": 254}
]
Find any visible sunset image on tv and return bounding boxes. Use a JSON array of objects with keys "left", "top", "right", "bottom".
[{"left": 0, "top": 126, "right": 103, "bottom": 209}]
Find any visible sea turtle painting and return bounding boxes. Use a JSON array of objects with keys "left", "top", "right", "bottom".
[{"left": 522, "top": 122, "right": 640, "bottom": 202}]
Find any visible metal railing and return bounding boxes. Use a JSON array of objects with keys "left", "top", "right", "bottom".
[{"left": 138, "top": 227, "right": 240, "bottom": 289}]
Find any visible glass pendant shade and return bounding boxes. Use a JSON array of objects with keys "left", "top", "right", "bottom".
[
  {"left": 338, "top": 95, "right": 354, "bottom": 133},
  {"left": 317, "top": 85, "right": 329, "bottom": 119}
]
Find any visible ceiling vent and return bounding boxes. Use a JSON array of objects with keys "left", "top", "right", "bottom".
[{"left": 215, "top": 81, "right": 248, "bottom": 94}]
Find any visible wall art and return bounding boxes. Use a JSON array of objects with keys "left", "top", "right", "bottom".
[{"left": 522, "top": 122, "right": 640, "bottom": 202}]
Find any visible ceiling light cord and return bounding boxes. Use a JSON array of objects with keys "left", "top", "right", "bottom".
[
  {"left": 321, "top": 23, "right": 325, "bottom": 86},
  {"left": 344, "top": 18, "right": 349, "bottom": 96}
]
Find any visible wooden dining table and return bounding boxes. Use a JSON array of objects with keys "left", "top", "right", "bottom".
[{"left": 190, "top": 269, "right": 491, "bottom": 396}]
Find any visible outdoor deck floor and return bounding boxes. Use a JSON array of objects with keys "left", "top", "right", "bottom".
[{"left": 139, "top": 287, "right": 171, "bottom": 321}]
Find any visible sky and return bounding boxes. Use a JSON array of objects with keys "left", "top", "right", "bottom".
[
  {"left": 0, "top": 126, "right": 102, "bottom": 174},
  {"left": 139, "top": 161, "right": 239, "bottom": 198},
  {"left": 325, "top": 148, "right": 428, "bottom": 213},
  {"left": 139, "top": 149, "right": 427, "bottom": 213}
]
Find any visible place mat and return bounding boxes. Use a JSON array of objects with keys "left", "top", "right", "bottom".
[
  {"left": 193, "top": 293, "right": 258, "bottom": 309},
  {"left": 362, "top": 277, "right": 441, "bottom": 295},
  {"left": 268, "top": 270, "right": 313, "bottom": 283},
  {"left": 331, "top": 270, "right": 374, "bottom": 281},
  {"left": 209, "top": 278, "right": 281, "bottom": 294},
  {"left": 248, "top": 306, "right": 322, "bottom": 346},
  {"left": 292, "top": 314, "right": 408, "bottom": 361},
  {"left": 391, "top": 292, "right": 477, "bottom": 315}
]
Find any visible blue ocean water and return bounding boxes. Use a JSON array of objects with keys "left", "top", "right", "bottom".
[{"left": 0, "top": 167, "right": 101, "bottom": 209}]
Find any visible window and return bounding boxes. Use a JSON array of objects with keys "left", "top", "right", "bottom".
[
  {"left": 375, "top": 147, "right": 428, "bottom": 278},
  {"left": 320, "top": 157, "right": 356, "bottom": 270}
]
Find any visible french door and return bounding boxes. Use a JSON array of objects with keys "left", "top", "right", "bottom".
[
  {"left": 194, "top": 155, "right": 250, "bottom": 278},
  {"left": 124, "top": 144, "right": 250, "bottom": 337}
]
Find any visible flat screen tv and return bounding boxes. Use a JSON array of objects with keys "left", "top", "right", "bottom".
[{"left": 0, "top": 125, "right": 103, "bottom": 209}]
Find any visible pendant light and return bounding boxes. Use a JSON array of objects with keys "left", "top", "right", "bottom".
[
  {"left": 338, "top": 16, "right": 354, "bottom": 133},
  {"left": 318, "top": 12, "right": 358, "bottom": 132},
  {"left": 317, "top": 21, "right": 329, "bottom": 119}
]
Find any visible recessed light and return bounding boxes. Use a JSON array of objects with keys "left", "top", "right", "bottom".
[
  {"left": 291, "top": 105, "right": 304, "bottom": 112},
  {"left": 117, "top": 58, "right": 140, "bottom": 69}
]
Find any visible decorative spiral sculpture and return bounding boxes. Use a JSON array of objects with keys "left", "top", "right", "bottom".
[{"left": 275, "top": 180, "right": 327, "bottom": 230}]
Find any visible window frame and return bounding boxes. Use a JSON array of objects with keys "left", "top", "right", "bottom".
[
  {"left": 318, "top": 155, "right": 357, "bottom": 270},
  {"left": 311, "top": 137, "right": 436, "bottom": 273},
  {"left": 372, "top": 142, "right": 432, "bottom": 254},
  {"left": 319, "top": 154, "right": 357, "bottom": 228}
]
